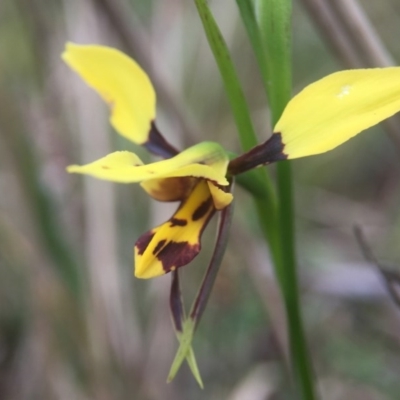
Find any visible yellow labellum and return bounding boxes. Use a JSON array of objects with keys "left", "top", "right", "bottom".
[
  {"left": 275, "top": 68, "right": 400, "bottom": 159},
  {"left": 134, "top": 181, "right": 214, "bottom": 279},
  {"left": 62, "top": 43, "right": 156, "bottom": 145}
]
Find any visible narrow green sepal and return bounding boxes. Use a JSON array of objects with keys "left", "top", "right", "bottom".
[
  {"left": 167, "top": 319, "right": 196, "bottom": 384},
  {"left": 176, "top": 331, "right": 204, "bottom": 389},
  {"left": 169, "top": 271, "right": 204, "bottom": 388}
]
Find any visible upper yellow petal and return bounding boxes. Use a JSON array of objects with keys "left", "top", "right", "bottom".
[
  {"left": 67, "top": 142, "right": 230, "bottom": 186},
  {"left": 274, "top": 68, "right": 400, "bottom": 159},
  {"left": 62, "top": 42, "right": 156, "bottom": 144}
]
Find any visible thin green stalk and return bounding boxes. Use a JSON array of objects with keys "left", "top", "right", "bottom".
[
  {"left": 236, "top": 0, "right": 270, "bottom": 100},
  {"left": 194, "top": 0, "right": 279, "bottom": 259},
  {"left": 256, "top": 0, "right": 292, "bottom": 121},
  {"left": 195, "top": 1, "right": 315, "bottom": 396},
  {"left": 256, "top": 0, "right": 316, "bottom": 398},
  {"left": 194, "top": 0, "right": 257, "bottom": 151}
]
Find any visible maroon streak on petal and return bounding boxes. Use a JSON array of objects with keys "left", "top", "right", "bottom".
[
  {"left": 153, "top": 239, "right": 167, "bottom": 255},
  {"left": 135, "top": 231, "right": 155, "bottom": 255},
  {"left": 170, "top": 271, "right": 184, "bottom": 332},
  {"left": 158, "top": 241, "right": 200, "bottom": 273},
  {"left": 170, "top": 218, "right": 188, "bottom": 227},
  {"left": 144, "top": 121, "right": 180, "bottom": 158},
  {"left": 192, "top": 197, "right": 213, "bottom": 221},
  {"left": 228, "top": 132, "right": 287, "bottom": 176}
]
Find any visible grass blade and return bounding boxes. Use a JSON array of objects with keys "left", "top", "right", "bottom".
[
  {"left": 194, "top": 0, "right": 279, "bottom": 259},
  {"left": 256, "top": 0, "right": 316, "bottom": 398}
]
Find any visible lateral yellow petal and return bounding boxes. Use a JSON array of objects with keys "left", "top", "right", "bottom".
[
  {"left": 207, "top": 182, "right": 233, "bottom": 210},
  {"left": 67, "top": 151, "right": 145, "bottom": 182},
  {"left": 67, "top": 142, "right": 229, "bottom": 185},
  {"left": 62, "top": 42, "right": 156, "bottom": 144},
  {"left": 274, "top": 68, "right": 400, "bottom": 159},
  {"left": 134, "top": 181, "right": 215, "bottom": 279}
]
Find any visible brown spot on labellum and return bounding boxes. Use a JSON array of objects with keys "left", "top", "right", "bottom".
[
  {"left": 170, "top": 218, "right": 187, "bottom": 227},
  {"left": 135, "top": 231, "right": 155, "bottom": 255},
  {"left": 156, "top": 241, "right": 200, "bottom": 273},
  {"left": 101, "top": 165, "right": 110, "bottom": 170},
  {"left": 192, "top": 197, "right": 213, "bottom": 221},
  {"left": 153, "top": 239, "right": 166, "bottom": 255}
]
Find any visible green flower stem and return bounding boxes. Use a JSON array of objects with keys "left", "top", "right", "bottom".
[
  {"left": 194, "top": 0, "right": 257, "bottom": 151},
  {"left": 236, "top": 0, "right": 270, "bottom": 99},
  {"left": 189, "top": 196, "right": 235, "bottom": 325},
  {"left": 196, "top": 1, "right": 315, "bottom": 397},
  {"left": 256, "top": 0, "right": 316, "bottom": 398},
  {"left": 256, "top": 0, "right": 292, "bottom": 120},
  {"left": 194, "top": 0, "right": 280, "bottom": 260}
]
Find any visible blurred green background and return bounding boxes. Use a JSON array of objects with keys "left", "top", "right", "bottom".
[{"left": 1, "top": 0, "right": 400, "bottom": 399}]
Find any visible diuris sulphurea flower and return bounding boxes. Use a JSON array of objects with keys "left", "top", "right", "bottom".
[
  {"left": 63, "top": 43, "right": 400, "bottom": 279},
  {"left": 63, "top": 43, "right": 232, "bottom": 279}
]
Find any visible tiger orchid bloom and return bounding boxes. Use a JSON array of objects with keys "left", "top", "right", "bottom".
[
  {"left": 63, "top": 43, "right": 400, "bottom": 280},
  {"left": 63, "top": 43, "right": 232, "bottom": 279},
  {"left": 67, "top": 142, "right": 232, "bottom": 279}
]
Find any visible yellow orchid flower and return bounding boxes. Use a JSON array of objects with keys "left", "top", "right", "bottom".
[
  {"left": 67, "top": 142, "right": 233, "bottom": 279},
  {"left": 63, "top": 43, "right": 233, "bottom": 279},
  {"left": 64, "top": 43, "right": 400, "bottom": 279}
]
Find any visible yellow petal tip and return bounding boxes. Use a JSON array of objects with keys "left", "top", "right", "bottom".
[
  {"left": 62, "top": 42, "right": 156, "bottom": 144},
  {"left": 66, "top": 165, "right": 79, "bottom": 173}
]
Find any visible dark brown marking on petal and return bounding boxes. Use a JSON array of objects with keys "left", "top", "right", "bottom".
[
  {"left": 192, "top": 197, "right": 213, "bottom": 221},
  {"left": 170, "top": 218, "right": 187, "bottom": 227},
  {"left": 267, "top": 132, "right": 287, "bottom": 160},
  {"left": 144, "top": 121, "right": 180, "bottom": 158},
  {"left": 156, "top": 204, "right": 216, "bottom": 273},
  {"left": 153, "top": 239, "right": 166, "bottom": 255},
  {"left": 157, "top": 241, "right": 200, "bottom": 273},
  {"left": 101, "top": 165, "right": 110, "bottom": 170},
  {"left": 228, "top": 132, "right": 288, "bottom": 176},
  {"left": 170, "top": 271, "right": 183, "bottom": 331},
  {"left": 135, "top": 231, "right": 155, "bottom": 255}
]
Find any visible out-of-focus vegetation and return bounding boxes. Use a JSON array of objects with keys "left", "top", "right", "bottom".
[{"left": 1, "top": 0, "right": 400, "bottom": 399}]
